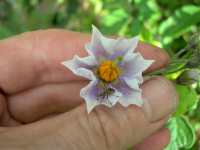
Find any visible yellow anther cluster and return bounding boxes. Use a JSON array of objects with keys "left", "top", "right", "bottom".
[{"left": 98, "top": 60, "right": 120, "bottom": 82}]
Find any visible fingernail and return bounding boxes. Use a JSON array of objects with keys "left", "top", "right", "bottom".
[{"left": 142, "top": 77, "right": 178, "bottom": 122}]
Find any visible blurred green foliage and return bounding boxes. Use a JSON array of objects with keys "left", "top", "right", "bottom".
[{"left": 0, "top": 0, "right": 200, "bottom": 149}]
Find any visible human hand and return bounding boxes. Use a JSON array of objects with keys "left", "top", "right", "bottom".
[{"left": 0, "top": 29, "right": 178, "bottom": 150}]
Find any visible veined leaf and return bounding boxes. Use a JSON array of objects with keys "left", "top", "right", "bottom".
[
  {"left": 165, "top": 116, "right": 196, "bottom": 150},
  {"left": 174, "top": 84, "right": 198, "bottom": 116}
]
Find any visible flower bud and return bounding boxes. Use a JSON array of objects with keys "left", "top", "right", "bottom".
[
  {"left": 185, "top": 32, "right": 200, "bottom": 68},
  {"left": 186, "top": 55, "right": 200, "bottom": 68},
  {"left": 177, "top": 69, "right": 200, "bottom": 85},
  {"left": 189, "top": 32, "right": 200, "bottom": 48}
]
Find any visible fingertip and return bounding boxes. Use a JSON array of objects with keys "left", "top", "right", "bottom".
[
  {"left": 134, "top": 128, "right": 171, "bottom": 150},
  {"left": 154, "top": 46, "right": 170, "bottom": 70},
  {"left": 142, "top": 76, "right": 178, "bottom": 122},
  {"left": 162, "top": 128, "right": 171, "bottom": 148},
  {"left": 137, "top": 42, "right": 170, "bottom": 72}
]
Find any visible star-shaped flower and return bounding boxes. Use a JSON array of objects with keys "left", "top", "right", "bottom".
[{"left": 62, "top": 26, "right": 154, "bottom": 113}]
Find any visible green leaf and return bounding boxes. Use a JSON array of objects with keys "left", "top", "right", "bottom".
[
  {"left": 165, "top": 116, "right": 196, "bottom": 150},
  {"left": 101, "top": 8, "right": 128, "bottom": 34},
  {"left": 132, "top": 0, "right": 161, "bottom": 42},
  {"left": 174, "top": 84, "right": 198, "bottom": 116},
  {"left": 159, "top": 5, "right": 200, "bottom": 44},
  {"left": 130, "top": 18, "right": 141, "bottom": 36},
  {"left": 134, "top": 0, "right": 161, "bottom": 24}
]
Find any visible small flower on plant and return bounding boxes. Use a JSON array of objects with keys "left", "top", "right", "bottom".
[{"left": 62, "top": 26, "right": 154, "bottom": 113}]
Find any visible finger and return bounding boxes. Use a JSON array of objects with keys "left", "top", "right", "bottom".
[
  {"left": 0, "top": 107, "right": 169, "bottom": 150},
  {"left": 142, "top": 77, "right": 178, "bottom": 122},
  {"left": 0, "top": 94, "right": 5, "bottom": 119},
  {"left": 136, "top": 42, "right": 169, "bottom": 72},
  {"left": 134, "top": 128, "right": 170, "bottom": 150},
  {"left": 8, "top": 81, "right": 86, "bottom": 123},
  {"left": 8, "top": 76, "right": 177, "bottom": 126},
  {"left": 0, "top": 77, "right": 176, "bottom": 150},
  {"left": 0, "top": 93, "right": 21, "bottom": 126},
  {"left": 0, "top": 29, "right": 169, "bottom": 94},
  {"left": 56, "top": 77, "right": 177, "bottom": 150}
]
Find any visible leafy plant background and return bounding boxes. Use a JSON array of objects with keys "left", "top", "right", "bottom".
[{"left": 0, "top": 0, "right": 200, "bottom": 149}]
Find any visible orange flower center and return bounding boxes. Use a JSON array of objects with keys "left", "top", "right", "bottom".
[{"left": 98, "top": 60, "right": 120, "bottom": 82}]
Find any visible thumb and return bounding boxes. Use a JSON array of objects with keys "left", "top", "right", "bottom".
[
  {"left": 63, "top": 77, "right": 177, "bottom": 150},
  {"left": 0, "top": 77, "right": 177, "bottom": 150}
]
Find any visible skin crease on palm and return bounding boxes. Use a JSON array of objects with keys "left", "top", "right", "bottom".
[{"left": 0, "top": 29, "right": 178, "bottom": 150}]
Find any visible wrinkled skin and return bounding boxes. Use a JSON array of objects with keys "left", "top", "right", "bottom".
[{"left": 0, "top": 29, "right": 178, "bottom": 150}]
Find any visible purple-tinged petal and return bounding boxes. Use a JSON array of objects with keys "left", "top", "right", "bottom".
[
  {"left": 101, "top": 85, "right": 122, "bottom": 107},
  {"left": 133, "top": 72, "right": 143, "bottom": 84},
  {"left": 122, "top": 77, "right": 141, "bottom": 91},
  {"left": 85, "top": 25, "right": 108, "bottom": 59},
  {"left": 90, "top": 25, "right": 117, "bottom": 56},
  {"left": 113, "top": 80, "right": 143, "bottom": 107},
  {"left": 80, "top": 80, "right": 99, "bottom": 113},
  {"left": 122, "top": 52, "right": 154, "bottom": 79},
  {"left": 107, "top": 37, "right": 139, "bottom": 60},
  {"left": 80, "top": 80, "right": 122, "bottom": 113},
  {"left": 86, "top": 25, "right": 139, "bottom": 61},
  {"left": 119, "top": 90, "right": 143, "bottom": 107},
  {"left": 100, "top": 34, "right": 139, "bottom": 59},
  {"left": 62, "top": 55, "right": 97, "bottom": 80},
  {"left": 75, "top": 68, "right": 96, "bottom": 80}
]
